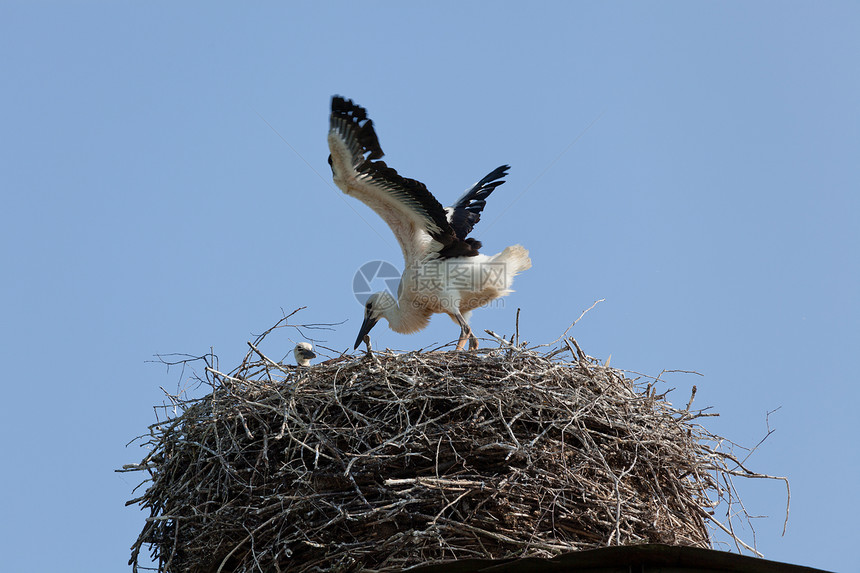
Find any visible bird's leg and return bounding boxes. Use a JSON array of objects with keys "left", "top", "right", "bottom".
[
  {"left": 468, "top": 332, "right": 479, "bottom": 350},
  {"left": 456, "top": 330, "right": 468, "bottom": 351},
  {"left": 453, "top": 313, "right": 474, "bottom": 351}
]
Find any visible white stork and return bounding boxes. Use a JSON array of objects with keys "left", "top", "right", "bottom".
[
  {"left": 328, "top": 96, "right": 531, "bottom": 351},
  {"left": 293, "top": 342, "right": 316, "bottom": 367}
]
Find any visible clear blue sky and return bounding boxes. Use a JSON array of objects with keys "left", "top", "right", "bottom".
[{"left": 1, "top": 3, "right": 857, "bottom": 572}]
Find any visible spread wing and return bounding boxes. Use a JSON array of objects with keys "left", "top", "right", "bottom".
[
  {"left": 446, "top": 165, "right": 509, "bottom": 241},
  {"left": 328, "top": 96, "right": 458, "bottom": 264}
]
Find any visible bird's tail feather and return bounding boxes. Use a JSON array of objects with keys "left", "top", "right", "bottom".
[{"left": 498, "top": 244, "right": 532, "bottom": 276}]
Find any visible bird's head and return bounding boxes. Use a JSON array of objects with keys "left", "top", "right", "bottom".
[
  {"left": 354, "top": 291, "right": 396, "bottom": 349},
  {"left": 293, "top": 342, "right": 316, "bottom": 366}
]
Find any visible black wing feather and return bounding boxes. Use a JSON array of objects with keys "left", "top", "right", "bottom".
[{"left": 448, "top": 165, "right": 510, "bottom": 240}]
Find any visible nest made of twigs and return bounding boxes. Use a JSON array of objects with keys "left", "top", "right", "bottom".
[{"left": 122, "top": 329, "right": 786, "bottom": 573}]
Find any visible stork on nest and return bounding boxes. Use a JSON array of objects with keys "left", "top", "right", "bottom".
[{"left": 327, "top": 96, "right": 531, "bottom": 351}]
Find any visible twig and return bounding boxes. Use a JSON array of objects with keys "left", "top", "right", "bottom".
[{"left": 531, "top": 298, "right": 605, "bottom": 349}]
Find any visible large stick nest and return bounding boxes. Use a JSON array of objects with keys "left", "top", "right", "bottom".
[{"left": 123, "top": 325, "right": 786, "bottom": 572}]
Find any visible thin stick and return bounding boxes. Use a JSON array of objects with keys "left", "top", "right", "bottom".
[{"left": 531, "top": 298, "right": 605, "bottom": 349}]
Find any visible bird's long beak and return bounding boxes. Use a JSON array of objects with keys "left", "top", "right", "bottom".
[{"left": 354, "top": 314, "right": 379, "bottom": 350}]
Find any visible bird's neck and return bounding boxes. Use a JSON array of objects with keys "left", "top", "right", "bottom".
[{"left": 383, "top": 298, "right": 431, "bottom": 334}]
